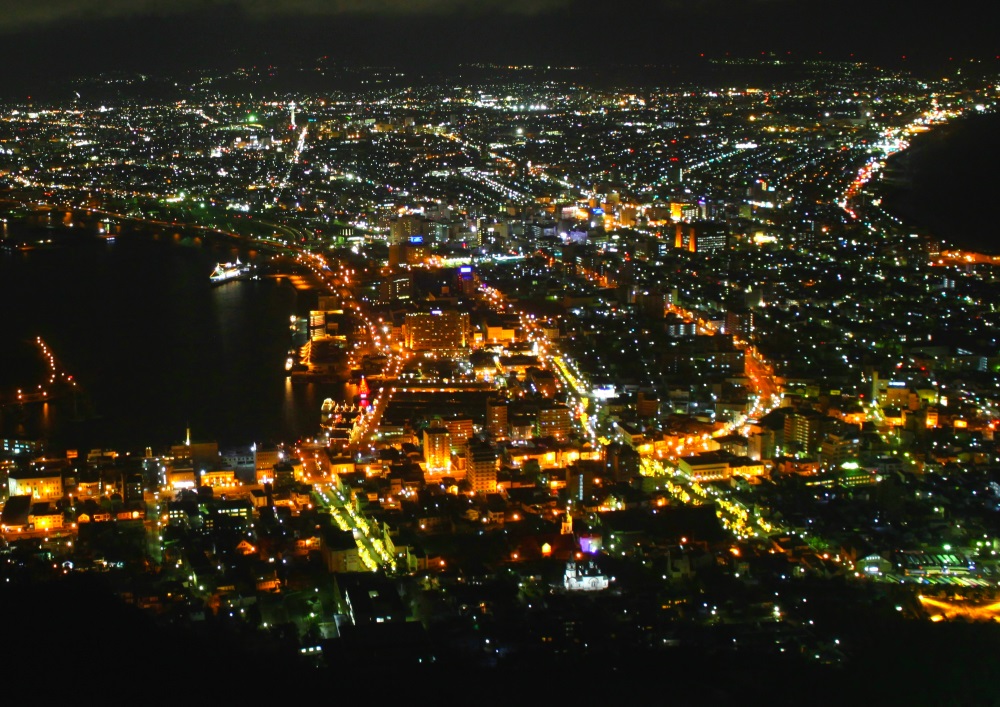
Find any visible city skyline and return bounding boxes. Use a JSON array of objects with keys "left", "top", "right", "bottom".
[{"left": 2, "top": 20, "right": 1000, "bottom": 701}]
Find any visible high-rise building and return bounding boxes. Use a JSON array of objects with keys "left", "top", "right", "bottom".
[
  {"left": 390, "top": 214, "right": 425, "bottom": 245},
  {"left": 605, "top": 442, "right": 640, "bottom": 483},
  {"left": 724, "top": 308, "right": 754, "bottom": 338},
  {"left": 820, "top": 431, "right": 860, "bottom": 469},
  {"left": 122, "top": 473, "right": 144, "bottom": 504},
  {"left": 783, "top": 409, "right": 827, "bottom": 456},
  {"left": 378, "top": 275, "right": 412, "bottom": 304},
  {"left": 404, "top": 311, "right": 470, "bottom": 351},
  {"left": 665, "top": 313, "right": 697, "bottom": 338},
  {"left": 254, "top": 445, "right": 283, "bottom": 482},
  {"left": 455, "top": 266, "right": 478, "bottom": 297},
  {"left": 636, "top": 391, "right": 660, "bottom": 418},
  {"left": 423, "top": 420, "right": 451, "bottom": 472},
  {"left": 748, "top": 429, "right": 776, "bottom": 461},
  {"left": 538, "top": 402, "right": 573, "bottom": 440},
  {"left": 634, "top": 290, "right": 667, "bottom": 319},
  {"left": 527, "top": 367, "right": 558, "bottom": 397},
  {"left": 569, "top": 459, "right": 602, "bottom": 502},
  {"left": 693, "top": 221, "right": 728, "bottom": 252},
  {"left": 443, "top": 418, "right": 475, "bottom": 448},
  {"left": 466, "top": 440, "right": 498, "bottom": 494},
  {"left": 486, "top": 398, "right": 509, "bottom": 440}
]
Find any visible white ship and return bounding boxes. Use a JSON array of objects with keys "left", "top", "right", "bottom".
[{"left": 210, "top": 258, "right": 249, "bottom": 284}]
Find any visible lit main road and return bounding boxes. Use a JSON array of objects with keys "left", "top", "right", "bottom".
[
  {"left": 313, "top": 482, "right": 395, "bottom": 572},
  {"left": 517, "top": 305, "right": 598, "bottom": 442},
  {"left": 742, "top": 344, "right": 781, "bottom": 424},
  {"left": 479, "top": 283, "right": 598, "bottom": 440},
  {"left": 665, "top": 303, "right": 784, "bottom": 435},
  {"left": 293, "top": 248, "right": 405, "bottom": 453},
  {"left": 640, "top": 457, "right": 775, "bottom": 540},
  {"left": 485, "top": 283, "right": 786, "bottom": 449}
]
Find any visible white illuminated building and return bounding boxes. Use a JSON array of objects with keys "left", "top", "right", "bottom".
[{"left": 564, "top": 560, "right": 609, "bottom": 592}]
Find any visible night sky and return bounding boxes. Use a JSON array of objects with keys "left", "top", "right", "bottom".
[{"left": 0, "top": 0, "right": 996, "bottom": 91}]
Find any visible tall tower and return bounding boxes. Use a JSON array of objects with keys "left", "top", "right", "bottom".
[{"left": 289, "top": 101, "right": 297, "bottom": 129}]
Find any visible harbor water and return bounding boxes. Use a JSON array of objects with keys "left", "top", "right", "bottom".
[{"left": 0, "top": 214, "right": 349, "bottom": 453}]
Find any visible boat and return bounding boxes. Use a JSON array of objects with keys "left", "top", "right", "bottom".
[{"left": 209, "top": 258, "right": 250, "bottom": 285}]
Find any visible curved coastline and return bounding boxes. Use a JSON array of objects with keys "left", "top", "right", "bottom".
[{"left": 878, "top": 109, "right": 1000, "bottom": 255}]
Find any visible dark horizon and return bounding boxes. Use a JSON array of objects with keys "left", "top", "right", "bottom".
[{"left": 1, "top": 0, "right": 997, "bottom": 97}]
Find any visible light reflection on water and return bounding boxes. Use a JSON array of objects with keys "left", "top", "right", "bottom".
[{"left": 0, "top": 212, "right": 357, "bottom": 451}]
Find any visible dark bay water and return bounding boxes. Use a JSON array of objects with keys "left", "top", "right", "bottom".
[
  {"left": 882, "top": 109, "right": 1000, "bottom": 253},
  {"left": 0, "top": 217, "right": 343, "bottom": 452}
]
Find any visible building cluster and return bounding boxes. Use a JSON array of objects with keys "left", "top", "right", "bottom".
[{"left": 2, "top": 56, "right": 1000, "bottom": 675}]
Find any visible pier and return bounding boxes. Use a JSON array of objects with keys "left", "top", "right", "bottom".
[{"left": 0, "top": 337, "right": 79, "bottom": 408}]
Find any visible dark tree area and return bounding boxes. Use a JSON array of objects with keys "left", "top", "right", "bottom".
[{"left": 7, "top": 572, "right": 1000, "bottom": 705}]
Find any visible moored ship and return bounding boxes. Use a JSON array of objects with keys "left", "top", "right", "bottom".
[{"left": 209, "top": 258, "right": 249, "bottom": 284}]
